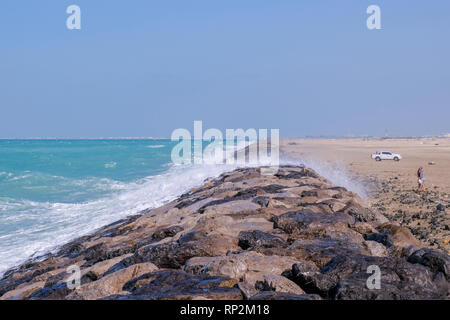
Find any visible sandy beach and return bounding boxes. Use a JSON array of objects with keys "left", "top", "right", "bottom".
[{"left": 281, "top": 138, "right": 450, "bottom": 253}]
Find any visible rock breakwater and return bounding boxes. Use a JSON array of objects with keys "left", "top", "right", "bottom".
[{"left": 1, "top": 166, "right": 448, "bottom": 300}]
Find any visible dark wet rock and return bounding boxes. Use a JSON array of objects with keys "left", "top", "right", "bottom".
[
  {"left": 300, "top": 190, "right": 318, "bottom": 198},
  {"left": 175, "top": 198, "right": 204, "bottom": 210},
  {"left": 332, "top": 273, "right": 441, "bottom": 300},
  {"left": 255, "top": 239, "right": 369, "bottom": 269},
  {"left": 401, "top": 245, "right": 421, "bottom": 258},
  {"left": 122, "top": 270, "right": 242, "bottom": 300},
  {"left": 29, "top": 282, "right": 72, "bottom": 300},
  {"left": 0, "top": 281, "right": 45, "bottom": 300},
  {"left": 0, "top": 262, "right": 59, "bottom": 297},
  {"left": 197, "top": 185, "right": 285, "bottom": 213},
  {"left": 66, "top": 263, "right": 159, "bottom": 300},
  {"left": 407, "top": 248, "right": 430, "bottom": 264},
  {"left": 83, "top": 243, "right": 108, "bottom": 263},
  {"left": 0, "top": 277, "right": 33, "bottom": 298},
  {"left": 80, "top": 243, "right": 134, "bottom": 267},
  {"left": 237, "top": 281, "right": 258, "bottom": 299},
  {"left": 43, "top": 271, "right": 70, "bottom": 288},
  {"left": 374, "top": 224, "right": 421, "bottom": 255},
  {"left": 132, "top": 226, "right": 184, "bottom": 249},
  {"left": 184, "top": 251, "right": 298, "bottom": 283},
  {"left": 252, "top": 196, "right": 270, "bottom": 207},
  {"left": 109, "top": 232, "right": 237, "bottom": 273},
  {"left": 58, "top": 237, "right": 89, "bottom": 258},
  {"left": 431, "top": 271, "right": 449, "bottom": 296},
  {"left": 272, "top": 210, "right": 362, "bottom": 244},
  {"left": 254, "top": 274, "right": 305, "bottom": 295},
  {"left": 290, "top": 263, "right": 335, "bottom": 297},
  {"left": 112, "top": 242, "right": 179, "bottom": 271},
  {"left": 82, "top": 271, "right": 98, "bottom": 283},
  {"left": 342, "top": 202, "right": 388, "bottom": 226},
  {"left": 273, "top": 210, "right": 354, "bottom": 235},
  {"left": 326, "top": 254, "right": 447, "bottom": 299},
  {"left": 151, "top": 225, "right": 184, "bottom": 241},
  {"left": 408, "top": 248, "right": 450, "bottom": 280},
  {"left": 288, "top": 252, "right": 449, "bottom": 300},
  {"left": 249, "top": 291, "right": 321, "bottom": 300},
  {"left": 178, "top": 231, "right": 206, "bottom": 244},
  {"left": 97, "top": 215, "right": 141, "bottom": 238},
  {"left": 274, "top": 167, "right": 319, "bottom": 180},
  {"left": 364, "top": 232, "right": 394, "bottom": 254},
  {"left": 238, "top": 230, "right": 287, "bottom": 250}
]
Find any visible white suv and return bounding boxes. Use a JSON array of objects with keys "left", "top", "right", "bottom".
[{"left": 371, "top": 151, "right": 402, "bottom": 162}]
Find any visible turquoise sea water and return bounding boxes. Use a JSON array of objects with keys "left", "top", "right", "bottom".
[
  {"left": 0, "top": 140, "right": 174, "bottom": 203},
  {"left": 0, "top": 139, "right": 240, "bottom": 276}
]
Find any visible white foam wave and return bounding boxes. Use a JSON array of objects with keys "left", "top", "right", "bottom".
[
  {"left": 0, "top": 162, "right": 240, "bottom": 276},
  {"left": 279, "top": 156, "right": 368, "bottom": 198},
  {"left": 0, "top": 172, "right": 13, "bottom": 181},
  {"left": 104, "top": 162, "right": 117, "bottom": 168}
]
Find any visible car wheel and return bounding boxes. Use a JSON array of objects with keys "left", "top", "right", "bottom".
[
  {"left": 376, "top": 157, "right": 381, "bottom": 161},
  {"left": 394, "top": 157, "right": 399, "bottom": 161}
]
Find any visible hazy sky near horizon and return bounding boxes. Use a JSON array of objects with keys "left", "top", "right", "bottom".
[{"left": 0, "top": 0, "right": 449, "bottom": 138}]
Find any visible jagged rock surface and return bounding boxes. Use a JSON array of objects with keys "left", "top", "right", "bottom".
[{"left": 0, "top": 166, "right": 448, "bottom": 300}]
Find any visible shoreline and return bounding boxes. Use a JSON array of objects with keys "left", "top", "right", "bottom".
[{"left": 1, "top": 165, "right": 448, "bottom": 300}]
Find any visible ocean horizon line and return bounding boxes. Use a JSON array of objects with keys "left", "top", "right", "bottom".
[
  {"left": 0, "top": 135, "right": 449, "bottom": 140},
  {"left": 0, "top": 137, "right": 170, "bottom": 140}
]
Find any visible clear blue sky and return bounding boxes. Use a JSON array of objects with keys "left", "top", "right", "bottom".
[{"left": 1, "top": 0, "right": 449, "bottom": 138}]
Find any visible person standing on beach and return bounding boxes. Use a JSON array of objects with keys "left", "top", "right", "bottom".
[{"left": 417, "top": 167, "right": 425, "bottom": 192}]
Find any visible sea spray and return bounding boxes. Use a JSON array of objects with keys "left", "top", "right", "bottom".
[
  {"left": 279, "top": 155, "right": 368, "bottom": 198},
  {"left": 0, "top": 161, "right": 238, "bottom": 276}
]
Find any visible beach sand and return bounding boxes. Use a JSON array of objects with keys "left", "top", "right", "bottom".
[{"left": 281, "top": 138, "right": 450, "bottom": 253}]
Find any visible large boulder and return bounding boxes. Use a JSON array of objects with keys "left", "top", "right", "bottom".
[
  {"left": 366, "top": 224, "right": 421, "bottom": 256},
  {"left": 118, "top": 270, "right": 243, "bottom": 300},
  {"left": 184, "top": 251, "right": 298, "bottom": 281},
  {"left": 272, "top": 210, "right": 363, "bottom": 243},
  {"left": 288, "top": 253, "right": 447, "bottom": 299},
  {"left": 249, "top": 291, "right": 321, "bottom": 300},
  {"left": 66, "top": 262, "right": 159, "bottom": 300},
  {"left": 408, "top": 248, "right": 450, "bottom": 280},
  {"left": 0, "top": 281, "right": 45, "bottom": 300},
  {"left": 238, "top": 230, "right": 288, "bottom": 250}
]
